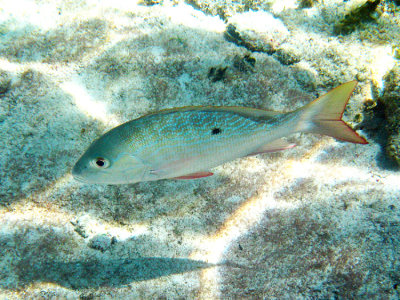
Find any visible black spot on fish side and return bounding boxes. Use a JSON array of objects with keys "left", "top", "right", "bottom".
[{"left": 212, "top": 128, "right": 221, "bottom": 135}]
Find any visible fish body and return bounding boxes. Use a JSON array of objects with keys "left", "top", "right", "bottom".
[{"left": 73, "top": 81, "right": 367, "bottom": 184}]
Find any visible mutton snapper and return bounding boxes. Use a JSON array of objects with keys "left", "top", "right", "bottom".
[{"left": 73, "top": 81, "right": 367, "bottom": 184}]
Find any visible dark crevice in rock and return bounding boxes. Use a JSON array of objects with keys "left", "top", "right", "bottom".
[{"left": 224, "top": 24, "right": 275, "bottom": 54}]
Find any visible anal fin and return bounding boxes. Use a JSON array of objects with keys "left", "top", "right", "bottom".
[{"left": 173, "top": 172, "right": 214, "bottom": 180}]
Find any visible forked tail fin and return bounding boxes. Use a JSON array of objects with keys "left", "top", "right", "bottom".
[{"left": 296, "top": 81, "right": 368, "bottom": 144}]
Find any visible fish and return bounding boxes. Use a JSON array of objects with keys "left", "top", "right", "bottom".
[{"left": 72, "top": 81, "right": 367, "bottom": 184}]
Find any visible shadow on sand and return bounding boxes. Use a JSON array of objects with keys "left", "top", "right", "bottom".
[{"left": 18, "top": 257, "right": 212, "bottom": 289}]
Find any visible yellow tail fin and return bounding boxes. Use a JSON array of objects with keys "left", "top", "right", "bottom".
[{"left": 299, "top": 81, "right": 368, "bottom": 144}]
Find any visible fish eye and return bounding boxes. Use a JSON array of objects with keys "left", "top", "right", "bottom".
[{"left": 91, "top": 157, "right": 110, "bottom": 168}]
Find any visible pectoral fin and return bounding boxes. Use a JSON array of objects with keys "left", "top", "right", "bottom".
[
  {"left": 173, "top": 172, "right": 214, "bottom": 180},
  {"left": 248, "top": 139, "right": 296, "bottom": 156}
]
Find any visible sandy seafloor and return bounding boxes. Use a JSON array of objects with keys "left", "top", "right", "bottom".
[{"left": 1, "top": 0, "right": 400, "bottom": 298}]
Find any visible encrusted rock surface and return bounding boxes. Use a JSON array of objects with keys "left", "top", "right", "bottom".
[{"left": 382, "top": 64, "right": 400, "bottom": 166}]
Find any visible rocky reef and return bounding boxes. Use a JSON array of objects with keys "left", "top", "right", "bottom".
[{"left": 383, "top": 64, "right": 400, "bottom": 166}]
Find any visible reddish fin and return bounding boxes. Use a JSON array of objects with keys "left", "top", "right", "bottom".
[
  {"left": 247, "top": 139, "right": 296, "bottom": 156},
  {"left": 298, "top": 81, "right": 368, "bottom": 144},
  {"left": 312, "top": 120, "right": 368, "bottom": 144},
  {"left": 173, "top": 172, "right": 214, "bottom": 180}
]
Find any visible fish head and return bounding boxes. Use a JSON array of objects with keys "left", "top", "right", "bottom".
[{"left": 72, "top": 128, "right": 148, "bottom": 184}]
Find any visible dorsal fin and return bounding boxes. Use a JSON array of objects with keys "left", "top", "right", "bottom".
[{"left": 140, "top": 106, "right": 282, "bottom": 122}]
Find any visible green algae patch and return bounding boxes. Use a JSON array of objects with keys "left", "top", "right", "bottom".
[{"left": 334, "top": 0, "right": 382, "bottom": 35}]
